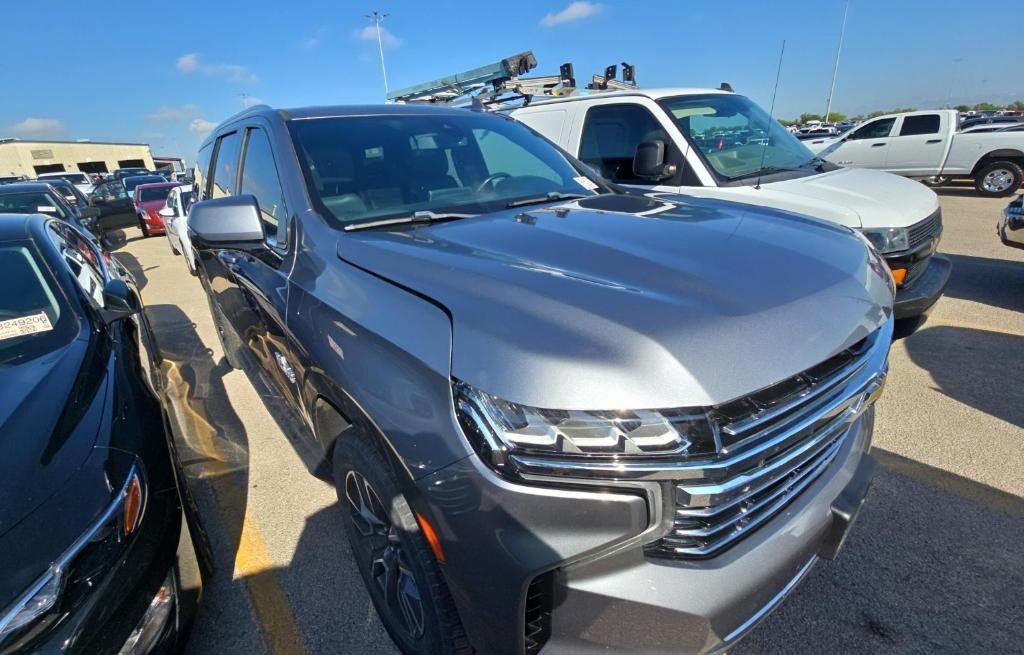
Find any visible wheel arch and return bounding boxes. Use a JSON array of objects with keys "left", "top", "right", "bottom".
[{"left": 972, "top": 150, "right": 1024, "bottom": 174}]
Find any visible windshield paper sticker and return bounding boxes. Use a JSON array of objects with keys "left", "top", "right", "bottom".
[
  {"left": 574, "top": 176, "right": 599, "bottom": 191},
  {"left": 0, "top": 311, "right": 54, "bottom": 341}
]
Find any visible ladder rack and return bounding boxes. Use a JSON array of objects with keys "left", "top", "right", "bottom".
[{"left": 387, "top": 51, "right": 638, "bottom": 108}]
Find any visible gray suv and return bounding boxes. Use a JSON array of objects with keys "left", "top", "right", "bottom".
[{"left": 187, "top": 103, "right": 894, "bottom": 654}]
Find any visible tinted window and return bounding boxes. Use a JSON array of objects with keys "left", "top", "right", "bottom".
[
  {"left": 852, "top": 118, "right": 896, "bottom": 140},
  {"left": 195, "top": 143, "right": 215, "bottom": 201},
  {"left": 124, "top": 176, "right": 164, "bottom": 193},
  {"left": 580, "top": 104, "right": 671, "bottom": 182},
  {"left": 211, "top": 131, "right": 242, "bottom": 198},
  {"left": 0, "top": 242, "right": 78, "bottom": 366},
  {"left": 139, "top": 186, "right": 173, "bottom": 202},
  {"left": 48, "top": 223, "right": 105, "bottom": 307},
  {"left": 0, "top": 191, "right": 68, "bottom": 219},
  {"left": 899, "top": 115, "right": 940, "bottom": 136},
  {"left": 240, "top": 127, "right": 288, "bottom": 244},
  {"left": 289, "top": 113, "right": 599, "bottom": 227}
]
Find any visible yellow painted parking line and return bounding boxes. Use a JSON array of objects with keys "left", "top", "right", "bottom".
[{"left": 164, "top": 360, "right": 308, "bottom": 655}]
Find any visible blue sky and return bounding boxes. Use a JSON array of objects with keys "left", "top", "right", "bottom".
[{"left": 1, "top": 0, "right": 1018, "bottom": 161}]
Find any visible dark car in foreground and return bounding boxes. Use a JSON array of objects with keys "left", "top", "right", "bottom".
[
  {"left": 0, "top": 182, "right": 99, "bottom": 237},
  {"left": 188, "top": 103, "right": 894, "bottom": 654},
  {"left": 0, "top": 214, "right": 201, "bottom": 653}
]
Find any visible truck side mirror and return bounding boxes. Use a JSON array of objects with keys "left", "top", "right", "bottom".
[
  {"left": 101, "top": 278, "right": 140, "bottom": 323},
  {"left": 633, "top": 140, "right": 677, "bottom": 181},
  {"left": 189, "top": 195, "right": 264, "bottom": 248}
]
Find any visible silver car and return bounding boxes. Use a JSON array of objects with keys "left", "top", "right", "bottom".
[
  {"left": 187, "top": 104, "right": 895, "bottom": 655},
  {"left": 159, "top": 184, "right": 197, "bottom": 275}
]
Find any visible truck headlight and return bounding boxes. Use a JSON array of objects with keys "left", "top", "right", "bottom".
[
  {"left": 860, "top": 227, "right": 909, "bottom": 254},
  {"left": 0, "top": 466, "right": 146, "bottom": 645},
  {"left": 454, "top": 381, "right": 717, "bottom": 479}
]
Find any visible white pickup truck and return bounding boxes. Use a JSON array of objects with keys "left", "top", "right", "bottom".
[
  {"left": 510, "top": 87, "right": 950, "bottom": 320},
  {"left": 803, "top": 109, "right": 1024, "bottom": 197}
]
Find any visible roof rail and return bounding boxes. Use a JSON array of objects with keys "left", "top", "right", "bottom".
[{"left": 388, "top": 52, "right": 638, "bottom": 108}]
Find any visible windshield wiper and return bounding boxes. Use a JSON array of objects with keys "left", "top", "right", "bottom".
[
  {"left": 344, "top": 210, "right": 477, "bottom": 232},
  {"left": 505, "top": 192, "right": 588, "bottom": 209}
]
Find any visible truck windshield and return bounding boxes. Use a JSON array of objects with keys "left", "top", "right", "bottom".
[
  {"left": 288, "top": 112, "right": 601, "bottom": 228},
  {"left": 659, "top": 94, "right": 817, "bottom": 182}
]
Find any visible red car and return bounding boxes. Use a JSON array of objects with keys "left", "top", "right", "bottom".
[{"left": 133, "top": 182, "right": 182, "bottom": 237}]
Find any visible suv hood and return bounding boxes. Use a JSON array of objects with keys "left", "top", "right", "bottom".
[
  {"left": 338, "top": 194, "right": 892, "bottom": 410},
  {"left": 689, "top": 166, "right": 939, "bottom": 230}
]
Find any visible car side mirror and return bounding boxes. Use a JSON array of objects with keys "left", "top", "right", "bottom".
[
  {"left": 633, "top": 140, "right": 677, "bottom": 181},
  {"left": 189, "top": 194, "right": 264, "bottom": 248},
  {"left": 101, "top": 278, "right": 140, "bottom": 322},
  {"left": 158, "top": 206, "right": 174, "bottom": 218},
  {"left": 79, "top": 206, "right": 100, "bottom": 219}
]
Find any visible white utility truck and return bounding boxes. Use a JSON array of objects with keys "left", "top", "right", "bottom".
[
  {"left": 388, "top": 53, "right": 949, "bottom": 321},
  {"left": 803, "top": 109, "right": 1024, "bottom": 197}
]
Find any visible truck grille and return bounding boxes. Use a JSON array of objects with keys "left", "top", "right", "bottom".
[
  {"left": 647, "top": 330, "right": 885, "bottom": 560},
  {"left": 907, "top": 209, "right": 942, "bottom": 250},
  {"left": 904, "top": 257, "right": 930, "bottom": 286}
]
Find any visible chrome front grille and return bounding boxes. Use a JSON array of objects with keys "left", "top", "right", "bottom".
[
  {"left": 907, "top": 209, "right": 942, "bottom": 250},
  {"left": 647, "top": 329, "right": 886, "bottom": 560}
]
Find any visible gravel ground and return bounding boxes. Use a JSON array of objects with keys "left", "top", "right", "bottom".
[{"left": 111, "top": 186, "right": 1023, "bottom": 655}]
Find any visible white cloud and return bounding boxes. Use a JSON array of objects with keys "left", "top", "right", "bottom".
[
  {"left": 5, "top": 117, "right": 66, "bottom": 138},
  {"left": 354, "top": 25, "right": 400, "bottom": 48},
  {"left": 148, "top": 104, "right": 201, "bottom": 121},
  {"left": 176, "top": 53, "right": 258, "bottom": 83},
  {"left": 189, "top": 118, "right": 217, "bottom": 137},
  {"left": 540, "top": 1, "right": 603, "bottom": 27},
  {"left": 302, "top": 27, "right": 328, "bottom": 49}
]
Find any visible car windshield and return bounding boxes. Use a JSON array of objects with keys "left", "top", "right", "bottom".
[
  {"left": 659, "top": 94, "right": 817, "bottom": 181},
  {"left": 0, "top": 243, "right": 78, "bottom": 366},
  {"left": 139, "top": 186, "right": 172, "bottom": 202},
  {"left": 288, "top": 112, "right": 601, "bottom": 227},
  {"left": 0, "top": 191, "right": 68, "bottom": 219},
  {"left": 125, "top": 176, "right": 164, "bottom": 193}
]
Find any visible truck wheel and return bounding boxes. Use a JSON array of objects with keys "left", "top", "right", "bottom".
[
  {"left": 975, "top": 162, "right": 1022, "bottom": 197},
  {"left": 333, "top": 432, "right": 470, "bottom": 655}
]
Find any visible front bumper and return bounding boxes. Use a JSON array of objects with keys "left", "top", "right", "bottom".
[
  {"left": 891, "top": 253, "right": 951, "bottom": 319},
  {"left": 417, "top": 407, "right": 876, "bottom": 655}
]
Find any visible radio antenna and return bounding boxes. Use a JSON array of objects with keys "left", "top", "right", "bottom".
[{"left": 756, "top": 39, "right": 786, "bottom": 190}]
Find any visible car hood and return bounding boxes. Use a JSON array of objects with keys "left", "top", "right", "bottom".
[
  {"left": 0, "top": 331, "right": 110, "bottom": 538},
  {"left": 338, "top": 194, "right": 892, "bottom": 410}
]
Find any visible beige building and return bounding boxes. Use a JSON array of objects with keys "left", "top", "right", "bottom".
[{"left": 0, "top": 139, "right": 155, "bottom": 178}]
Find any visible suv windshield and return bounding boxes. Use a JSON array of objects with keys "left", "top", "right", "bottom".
[
  {"left": 659, "top": 94, "right": 817, "bottom": 181},
  {"left": 288, "top": 112, "right": 600, "bottom": 227},
  {"left": 0, "top": 191, "right": 68, "bottom": 219},
  {"left": 0, "top": 243, "right": 78, "bottom": 366},
  {"left": 139, "top": 186, "right": 172, "bottom": 202}
]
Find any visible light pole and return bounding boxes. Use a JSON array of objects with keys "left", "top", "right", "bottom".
[
  {"left": 366, "top": 10, "right": 390, "bottom": 98},
  {"left": 824, "top": 0, "right": 849, "bottom": 123}
]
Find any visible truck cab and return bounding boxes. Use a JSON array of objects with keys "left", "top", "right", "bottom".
[{"left": 510, "top": 87, "right": 950, "bottom": 321}]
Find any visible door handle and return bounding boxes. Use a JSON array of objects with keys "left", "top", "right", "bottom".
[
  {"left": 217, "top": 251, "right": 241, "bottom": 272},
  {"left": 871, "top": 143, "right": 886, "bottom": 148},
  {"left": 926, "top": 139, "right": 942, "bottom": 144}
]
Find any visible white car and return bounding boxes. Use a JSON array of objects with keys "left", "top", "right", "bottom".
[
  {"left": 510, "top": 87, "right": 950, "bottom": 320},
  {"left": 158, "top": 184, "right": 197, "bottom": 275},
  {"left": 35, "top": 171, "right": 94, "bottom": 196},
  {"left": 805, "top": 109, "right": 1024, "bottom": 196}
]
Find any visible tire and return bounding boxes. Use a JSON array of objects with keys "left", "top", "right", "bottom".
[
  {"left": 974, "top": 161, "right": 1023, "bottom": 197},
  {"left": 206, "top": 292, "right": 245, "bottom": 370},
  {"left": 138, "top": 216, "right": 151, "bottom": 238},
  {"left": 333, "top": 432, "right": 470, "bottom": 655}
]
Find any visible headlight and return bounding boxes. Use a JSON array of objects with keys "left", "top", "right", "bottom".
[
  {"left": 454, "top": 381, "right": 717, "bottom": 479},
  {"left": 0, "top": 466, "right": 145, "bottom": 645},
  {"left": 859, "top": 227, "right": 909, "bottom": 254}
]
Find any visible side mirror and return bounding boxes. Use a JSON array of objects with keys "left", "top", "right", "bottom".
[
  {"left": 158, "top": 206, "right": 174, "bottom": 218},
  {"left": 188, "top": 194, "right": 264, "bottom": 248},
  {"left": 632, "top": 140, "right": 678, "bottom": 181},
  {"left": 101, "top": 278, "right": 140, "bottom": 322},
  {"left": 78, "top": 206, "right": 100, "bottom": 219}
]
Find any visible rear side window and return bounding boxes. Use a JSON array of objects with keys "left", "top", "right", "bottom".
[
  {"left": 195, "top": 142, "right": 215, "bottom": 201},
  {"left": 211, "top": 131, "right": 242, "bottom": 198},
  {"left": 579, "top": 104, "right": 671, "bottom": 183},
  {"left": 899, "top": 115, "right": 940, "bottom": 136},
  {"left": 240, "top": 127, "right": 288, "bottom": 245}
]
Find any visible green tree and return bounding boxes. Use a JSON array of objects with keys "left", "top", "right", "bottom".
[
  {"left": 955, "top": 104, "right": 971, "bottom": 113},
  {"left": 799, "top": 113, "right": 822, "bottom": 123},
  {"left": 778, "top": 118, "right": 797, "bottom": 127},
  {"left": 825, "top": 112, "right": 847, "bottom": 122},
  {"left": 974, "top": 102, "right": 999, "bottom": 111},
  {"left": 1008, "top": 100, "right": 1024, "bottom": 111}
]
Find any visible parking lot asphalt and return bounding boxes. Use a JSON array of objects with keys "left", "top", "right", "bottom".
[{"left": 109, "top": 186, "right": 1024, "bottom": 655}]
